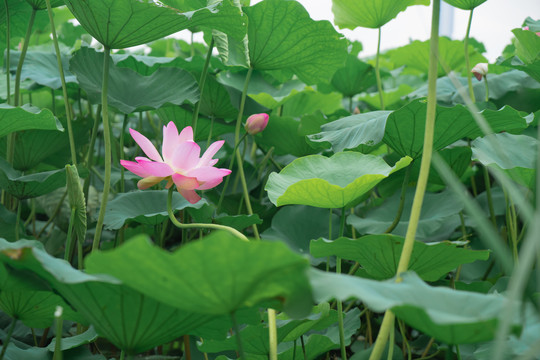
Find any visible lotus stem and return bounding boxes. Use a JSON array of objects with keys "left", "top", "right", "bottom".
[
  {"left": 337, "top": 207, "right": 347, "bottom": 360},
  {"left": 268, "top": 308, "right": 278, "bottom": 360},
  {"left": 192, "top": 37, "right": 214, "bottom": 137},
  {"left": 0, "top": 319, "right": 17, "bottom": 360},
  {"left": 92, "top": 47, "right": 112, "bottom": 252},
  {"left": 375, "top": 27, "right": 385, "bottom": 110},
  {"left": 53, "top": 307, "right": 63, "bottom": 360},
  {"left": 231, "top": 312, "right": 246, "bottom": 360},
  {"left": 166, "top": 187, "right": 248, "bottom": 242},
  {"left": 384, "top": 165, "right": 411, "bottom": 234},
  {"left": 369, "top": 0, "right": 440, "bottom": 358},
  {"left": 483, "top": 166, "right": 496, "bottom": 227},
  {"left": 4, "top": 0, "right": 10, "bottom": 105},
  {"left": 464, "top": 9, "right": 475, "bottom": 103}
]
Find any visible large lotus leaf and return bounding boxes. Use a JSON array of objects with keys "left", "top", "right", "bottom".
[
  {"left": 278, "top": 89, "right": 342, "bottom": 118},
  {"left": 24, "top": 0, "right": 63, "bottom": 9},
  {"left": 332, "top": 0, "right": 429, "bottom": 29},
  {"left": 330, "top": 55, "right": 376, "bottom": 97},
  {"left": 256, "top": 115, "right": 319, "bottom": 157},
  {"left": 471, "top": 133, "right": 538, "bottom": 188},
  {"left": 63, "top": 0, "right": 246, "bottom": 49},
  {"left": 442, "top": 0, "right": 487, "bottom": 10},
  {"left": 113, "top": 54, "right": 200, "bottom": 76},
  {"left": 85, "top": 232, "right": 313, "bottom": 318},
  {"left": 261, "top": 205, "right": 341, "bottom": 266},
  {"left": 0, "top": 104, "right": 62, "bottom": 138},
  {"left": 309, "top": 269, "right": 521, "bottom": 344},
  {"left": 499, "top": 56, "right": 540, "bottom": 85},
  {"left": 310, "top": 235, "right": 489, "bottom": 281},
  {"left": 9, "top": 50, "right": 76, "bottom": 89},
  {"left": 307, "top": 111, "right": 390, "bottom": 153},
  {"left": 0, "top": 238, "right": 216, "bottom": 354},
  {"left": 387, "top": 38, "right": 487, "bottom": 77},
  {"left": 265, "top": 152, "right": 412, "bottom": 209},
  {"left": 0, "top": 158, "right": 65, "bottom": 200},
  {"left": 70, "top": 47, "right": 199, "bottom": 114},
  {"left": 103, "top": 190, "right": 207, "bottom": 230},
  {"left": 382, "top": 99, "right": 528, "bottom": 159},
  {"left": 243, "top": 0, "right": 348, "bottom": 84},
  {"left": 348, "top": 189, "right": 463, "bottom": 241},
  {"left": 0, "top": 290, "right": 78, "bottom": 328}
]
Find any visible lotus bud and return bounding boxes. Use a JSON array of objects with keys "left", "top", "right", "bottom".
[
  {"left": 471, "top": 63, "right": 488, "bottom": 81},
  {"left": 245, "top": 113, "right": 269, "bottom": 135}
]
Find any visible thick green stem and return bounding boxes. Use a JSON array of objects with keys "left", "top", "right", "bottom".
[
  {"left": 192, "top": 37, "right": 214, "bottom": 137},
  {"left": 484, "top": 75, "right": 489, "bottom": 102},
  {"left": 119, "top": 114, "right": 128, "bottom": 193},
  {"left": 384, "top": 166, "right": 411, "bottom": 234},
  {"left": 231, "top": 312, "right": 246, "bottom": 360},
  {"left": 267, "top": 308, "right": 278, "bottom": 360},
  {"left": 336, "top": 207, "right": 347, "bottom": 360},
  {"left": 0, "top": 319, "right": 17, "bottom": 360},
  {"left": 464, "top": 9, "right": 475, "bottom": 103},
  {"left": 369, "top": 1, "right": 440, "bottom": 359},
  {"left": 46, "top": 0, "right": 76, "bottom": 165},
  {"left": 483, "top": 166, "right": 497, "bottom": 227},
  {"left": 375, "top": 27, "right": 385, "bottom": 110},
  {"left": 4, "top": 0, "right": 10, "bottom": 105},
  {"left": 92, "top": 47, "right": 112, "bottom": 252},
  {"left": 167, "top": 187, "right": 248, "bottom": 241},
  {"left": 235, "top": 150, "right": 260, "bottom": 239},
  {"left": 14, "top": 201, "right": 21, "bottom": 240},
  {"left": 53, "top": 307, "right": 63, "bottom": 360}
]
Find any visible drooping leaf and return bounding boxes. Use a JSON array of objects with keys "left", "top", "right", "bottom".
[
  {"left": 0, "top": 104, "right": 62, "bottom": 138},
  {"left": 471, "top": 133, "right": 538, "bottom": 188},
  {"left": 442, "top": 0, "right": 487, "bottom": 10},
  {"left": 199, "top": 75, "right": 239, "bottom": 119},
  {"left": 309, "top": 269, "right": 521, "bottom": 344},
  {"left": 382, "top": 99, "right": 528, "bottom": 159},
  {"left": 347, "top": 189, "right": 464, "bottom": 241},
  {"left": 103, "top": 190, "right": 207, "bottom": 230},
  {"left": 265, "top": 152, "right": 412, "bottom": 208},
  {"left": 243, "top": 0, "right": 348, "bottom": 84},
  {"left": 0, "top": 238, "right": 216, "bottom": 354},
  {"left": 330, "top": 55, "right": 376, "bottom": 97},
  {"left": 0, "top": 158, "right": 65, "bottom": 199},
  {"left": 63, "top": 0, "right": 246, "bottom": 49},
  {"left": 70, "top": 47, "right": 199, "bottom": 114},
  {"left": 307, "top": 111, "right": 390, "bottom": 153},
  {"left": 310, "top": 235, "right": 489, "bottom": 281},
  {"left": 47, "top": 326, "right": 98, "bottom": 351},
  {"left": 256, "top": 115, "right": 319, "bottom": 157},
  {"left": 261, "top": 206, "right": 341, "bottom": 266},
  {"left": 65, "top": 165, "right": 86, "bottom": 244},
  {"left": 332, "top": 0, "right": 430, "bottom": 29},
  {"left": 387, "top": 37, "right": 487, "bottom": 76},
  {"left": 85, "top": 232, "right": 313, "bottom": 317},
  {"left": 9, "top": 50, "right": 77, "bottom": 89}
]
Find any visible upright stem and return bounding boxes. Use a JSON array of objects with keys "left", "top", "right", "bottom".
[
  {"left": 4, "top": 0, "right": 10, "bottom": 105},
  {"left": 119, "top": 114, "right": 128, "bottom": 193},
  {"left": 166, "top": 187, "right": 248, "bottom": 241},
  {"left": 384, "top": 166, "right": 411, "bottom": 234},
  {"left": 268, "top": 308, "right": 278, "bottom": 360},
  {"left": 369, "top": 1, "right": 440, "bottom": 359},
  {"left": 231, "top": 312, "right": 246, "bottom": 360},
  {"left": 45, "top": 0, "right": 77, "bottom": 166},
  {"left": 337, "top": 207, "right": 347, "bottom": 360},
  {"left": 375, "top": 27, "right": 385, "bottom": 110},
  {"left": 464, "top": 9, "right": 476, "bottom": 103},
  {"left": 53, "top": 307, "right": 63, "bottom": 360},
  {"left": 92, "top": 47, "right": 112, "bottom": 252},
  {"left": 7, "top": 8, "right": 36, "bottom": 165},
  {"left": 192, "top": 37, "right": 214, "bottom": 137},
  {"left": 483, "top": 166, "right": 496, "bottom": 227},
  {"left": 0, "top": 319, "right": 17, "bottom": 360}
]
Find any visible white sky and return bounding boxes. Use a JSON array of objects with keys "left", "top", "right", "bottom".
[{"left": 248, "top": 0, "right": 540, "bottom": 62}]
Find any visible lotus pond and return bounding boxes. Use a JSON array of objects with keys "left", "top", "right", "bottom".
[{"left": 0, "top": 0, "right": 539, "bottom": 359}]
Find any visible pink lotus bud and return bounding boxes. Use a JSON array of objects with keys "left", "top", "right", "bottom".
[
  {"left": 245, "top": 113, "right": 269, "bottom": 135},
  {"left": 471, "top": 63, "right": 488, "bottom": 81}
]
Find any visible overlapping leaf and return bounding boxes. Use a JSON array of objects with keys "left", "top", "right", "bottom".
[
  {"left": 0, "top": 158, "right": 65, "bottom": 199},
  {"left": 0, "top": 104, "right": 62, "bottom": 138},
  {"left": 265, "top": 152, "right": 412, "bottom": 208}
]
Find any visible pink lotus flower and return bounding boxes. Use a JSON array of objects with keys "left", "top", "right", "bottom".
[
  {"left": 245, "top": 113, "right": 269, "bottom": 135},
  {"left": 120, "top": 122, "right": 231, "bottom": 204}
]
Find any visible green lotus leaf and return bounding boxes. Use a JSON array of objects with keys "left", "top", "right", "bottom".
[
  {"left": 243, "top": 0, "right": 348, "bottom": 84},
  {"left": 309, "top": 269, "right": 521, "bottom": 344},
  {"left": 70, "top": 47, "right": 199, "bottom": 114},
  {"left": 443, "top": 0, "right": 487, "bottom": 10},
  {"left": 347, "top": 189, "right": 464, "bottom": 241},
  {"left": 0, "top": 104, "right": 62, "bottom": 138},
  {"left": 330, "top": 55, "right": 376, "bottom": 97},
  {"left": 103, "top": 190, "right": 207, "bottom": 230},
  {"left": 382, "top": 99, "right": 528, "bottom": 159},
  {"left": 0, "top": 238, "right": 216, "bottom": 354},
  {"left": 387, "top": 37, "right": 487, "bottom": 76},
  {"left": 256, "top": 115, "right": 319, "bottom": 157},
  {"left": 65, "top": 165, "right": 86, "bottom": 244},
  {"left": 8, "top": 50, "right": 77, "bottom": 89},
  {"left": 310, "top": 235, "right": 490, "bottom": 281},
  {"left": 0, "top": 158, "right": 65, "bottom": 199},
  {"left": 307, "top": 111, "right": 390, "bottom": 153},
  {"left": 265, "top": 152, "right": 412, "bottom": 208},
  {"left": 332, "top": 0, "right": 429, "bottom": 29},
  {"left": 24, "top": 0, "right": 63, "bottom": 9},
  {"left": 472, "top": 133, "right": 538, "bottom": 188},
  {"left": 85, "top": 231, "right": 313, "bottom": 318},
  {"left": 63, "top": 0, "right": 246, "bottom": 49}
]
